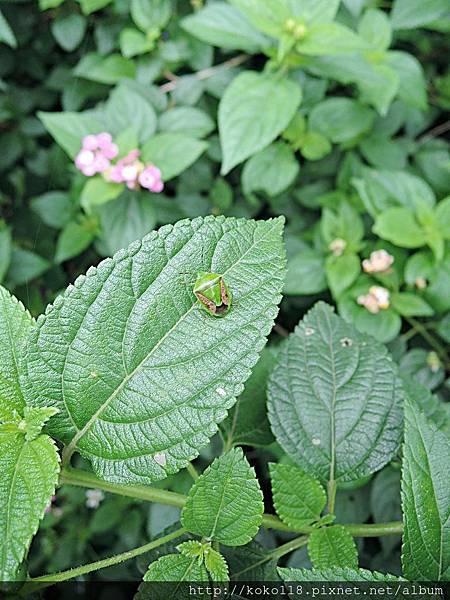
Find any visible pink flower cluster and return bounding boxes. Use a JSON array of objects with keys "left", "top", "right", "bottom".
[
  {"left": 75, "top": 133, "right": 119, "bottom": 176},
  {"left": 107, "top": 149, "right": 164, "bottom": 193},
  {"left": 75, "top": 132, "right": 164, "bottom": 193}
]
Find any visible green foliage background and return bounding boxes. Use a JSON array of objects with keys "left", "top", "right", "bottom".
[{"left": 0, "top": 0, "right": 449, "bottom": 585}]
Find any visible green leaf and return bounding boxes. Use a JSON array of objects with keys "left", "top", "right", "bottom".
[
  {"left": 299, "top": 131, "right": 331, "bottom": 161},
  {"left": 78, "top": 0, "right": 112, "bottom": 14},
  {"left": 0, "top": 9, "right": 17, "bottom": 48},
  {"left": 270, "top": 463, "right": 326, "bottom": 528},
  {"left": 51, "top": 14, "right": 86, "bottom": 52},
  {"left": 74, "top": 53, "right": 136, "bottom": 85},
  {"left": 308, "top": 525, "right": 358, "bottom": 569},
  {"left": 268, "top": 302, "right": 404, "bottom": 483},
  {"left": 55, "top": 221, "right": 95, "bottom": 264},
  {"left": 159, "top": 107, "right": 215, "bottom": 139},
  {"left": 352, "top": 168, "right": 435, "bottom": 217},
  {"left": 297, "top": 23, "right": 367, "bottom": 56},
  {"left": 279, "top": 566, "right": 402, "bottom": 581},
  {"left": 242, "top": 142, "right": 299, "bottom": 197},
  {"left": 181, "top": 3, "right": 268, "bottom": 52},
  {"left": 228, "top": 0, "right": 291, "bottom": 38},
  {"left": 373, "top": 207, "right": 427, "bottom": 248},
  {"left": 105, "top": 84, "right": 157, "bottom": 143},
  {"left": 31, "top": 192, "right": 73, "bottom": 229},
  {"left": 204, "top": 548, "right": 229, "bottom": 581},
  {"left": 370, "top": 466, "right": 401, "bottom": 555},
  {"left": 358, "top": 8, "right": 392, "bottom": 50},
  {"left": 309, "top": 98, "right": 374, "bottom": 143},
  {"left": 120, "top": 28, "right": 153, "bottom": 58},
  {"left": 80, "top": 177, "right": 124, "bottom": 213},
  {"left": 220, "top": 347, "right": 275, "bottom": 448},
  {"left": 6, "top": 248, "right": 51, "bottom": 287},
  {"left": 131, "top": 0, "right": 171, "bottom": 32},
  {"left": 289, "top": 0, "right": 341, "bottom": 25},
  {"left": 284, "top": 249, "right": 327, "bottom": 296},
  {"left": 401, "top": 399, "right": 450, "bottom": 580},
  {"left": 435, "top": 195, "right": 450, "bottom": 238},
  {"left": 16, "top": 406, "right": 59, "bottom": 441},
  {"left": 0, "top": 222, "right": 12, "bottom": 283},
  {"left": 325, "top": 254, "right": 360, "bottom": 298},
  {"left": 385, "top": 51, "right": 428, "bottom": 110},
  {"left": 391, "top": 0, "right": 450, "bottom": 29},
  {"left": 38, "top": 110, "right": 105, "bottom": 159},
  {"left": 181, "top": 448, "right": 263, "bottom": 545},
  {"left": 142, "top": 133, "right": 208, "bottom": 180},
  {"left": 219, "top": 71, "right": 301, "bottom": 174},
  {"left": 391, "top": 292, "right": 434, "bottom": 317},
  {"left": 95, "top": 191, "right": 157, "bottom": 256},
  {"left": 23, "top": 216, "right": 286, "bottom": 484},
  {"left": 143, "top": 553, "right": 208, "bottom": 581},
  {"left": 0, "top": 432, "right": 60, "bottom": 580},
  {"left": 0, "top": 287, "right": 34, "bottom": 421},
  {"left": 402, "top": 377, "right": 450, "bottom": 435}
]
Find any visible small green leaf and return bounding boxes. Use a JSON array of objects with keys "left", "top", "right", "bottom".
[
  {"left": 228, "top": 0, "right": 291, "bottom": 38},
  {"left": 51, "top": 14, "right": 86, "bottom": 52},
  {"left": 279, "top": 566, "right": 402, "bottom": 581},
  {"left": 0, "top": 286, "right": 34, "bottom": 421},
  {"left": 391, "top": 292, "right": 434, "bottom": 317},
  {"left": 204, "top": 548, "right": 229, "bottom": 582},
  {"left": 325, "top": 254, "right": 360, "bottom": 298},
  {"left": 270, "top": 463, "right": 326, "bottom": 529},
  {"left": 31, "top": 192, "right": 73, "bottom": 229},
  {"left": 358, "top": 8, "right": 392, "bottom": 50},
  {"left": 105, "top": 84, "right": 157, "bottom": 143},
  {"left": 0, "top": 9, "right": 17, "bottom": 48},
  {"left": 6, "top": 248, "right": 51, "bottom": 287},
  {"left": 284, "top": 249, "right": 327, "bottom": 296},
  {"left": 38, "top": 110, "right": 106, "bottom": 159},
  {"left": 120, "top": 28, "right": 153, "bottom": 58},
  {"left": 242, "top": 142, "right": 299, "bottom": 197},
  {"left": 391, "top": 0, "right": 449, "bottom": 29},
  {"left": 309, "top": 98, "right": 374, "bottom": 143},
  {"left": 299, "top": 131, "right": 331, "bottom": 161},
  {"left": 373, "top": 207, "right": 427, "bottom": 248},
  {"left": 297, "top": 23, "right": 367, "bottom": 56},
  {"left": 308, "top": 525, "right": 358, "bottom": 570},
  {"left": 142, "top": 133, "right": 208, "bottom": 180},
  {"left": 268, "top": 302, "right": 404, "bottom": 483},
  {"left": 81, "top": 177, "right": 124, "bottom": 213},
  {"left": 131, "top": 0, "right": 171, "bottom": 33},
  {"left": 143, "top": 553, "right": 208, "bottom": 582},
  {"left": 401, "top": 399, "right": 450, "bottom": 580},
  {"left": 219, "top": 71, "right": 301, "bottom": 174},
  {"left": 0, "top": 432, "right": 60, "bottom": 580},
  {"left": 19, "top": 406, "right": 59, "bottom": 442},
  {"left": 181, "top": 2, "right": 268, "bottom": 52},
  {"left": 435, "top": 195, "right": 450, "bottom": 238},
  {"left": 159, "top": 107, "right": 215, "bottom": 139},
  {"left": 181, "top": 448, "right": 263, "bottom": 546},
  {"left": 78, "top": 0, "right": 112, "bottom": 14},
  {"left": 74, "top": 53, "right": 136, "bottom": 85},
  {"left": 55, "top": 221, "right": 95, "bottom": 264}
]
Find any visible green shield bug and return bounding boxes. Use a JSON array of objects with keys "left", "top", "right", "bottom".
[{"left": 192, "top": 271, "right": 232, "bottom": 317}]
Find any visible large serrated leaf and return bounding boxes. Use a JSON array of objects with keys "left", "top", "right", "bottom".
[
  {"left": 401, "top": 399, "right": 450, "bottom": 581},
  {"left": 23, "top": 216, "right": 285, "bottom": 485},
  {"left": 143, "top": 553, "right": 208, "bottom": 581},
  {"left": 270, "top": 463, "right": 326, "bottom": 529},
  {"left": 0, "top": 286, "right": 34, "bottom": 420},
  {"left": 0, "top": 432, "right": 60, "bottom": 580},
  {"left": 279, "top": 566, "right": 402, "bottom": 582},
  {"left": 267, "top": 302, "right": 403, "bottom": 484},
  {"left": 308, "top": 525, "right": 358, "bottom": 570},
  {"left": 181, "top": 448, "right": 264, "bottom": 546}
]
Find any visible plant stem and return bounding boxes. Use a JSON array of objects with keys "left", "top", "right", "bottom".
[
  {"left": 186, "top": 461, "right": 199, "bottom": 480},
  {"left": 404, "top": 316, "right": 450, "bottom": 368},
  {"left": 232, "top": 535, "right": 308, "bottom": 578},
  {"left": 60, "top": 467, "right": 186, "bottom": 508},
  {"left": 159, "top": 53, "right": 249, "bottom": 94},
  {"left": 23, "top": 527, "right": 186, "bottom": 592},
  {"left": 60, "top": 468, "right": 403, "bottom": 537}
]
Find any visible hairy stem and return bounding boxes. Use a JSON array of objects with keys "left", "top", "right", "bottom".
[
  {"left": 232, "top": 535, "right": 308, "bottom": 578},
  {"left": 186, "top": 461, "right": 200, "bottom": 480},
  {"left": 60, "top": 468, "right": 403, "bottom": 537},
  {"left": 23, "top": 527, "right": 186, "bottom": 592}
]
